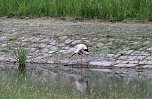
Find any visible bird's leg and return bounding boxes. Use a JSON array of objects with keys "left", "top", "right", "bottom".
[{"left": 80, "top": 54, "right": 83, "bottom": 78}]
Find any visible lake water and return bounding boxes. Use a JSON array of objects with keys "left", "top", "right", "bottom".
[{"left": 0, "top": 62, "right": 152, "bottom": 99}]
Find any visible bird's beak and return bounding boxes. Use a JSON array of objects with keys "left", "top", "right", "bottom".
[{"left": 69, "top": 53, "right": 76, "bottom": 58}]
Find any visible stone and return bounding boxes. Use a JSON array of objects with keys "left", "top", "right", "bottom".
[
  {"left": 89, "top": 61, "right": 113, "bottom": 66},
  {"left": 50, "top": 46, "right": 58, "bottom": 51},
  {"left": 131, "top": 51, "right": 142, "bottom": 55},
  {"left": 121, "top": 61, "right": 129, "bottom": 64},
  {"left": 107, "top": 54, "right": 114, "bottom": 57},
  {"left": 114, "top": 64, "right": 125, "bottom": 67},
  {"left": 41, "top": 38, "right": 50, "bottom": 42},
  {"left": 101, "top": 69, "right": 112, "bottom": 73},
  {"left": 0, "top": 36, "right": 7, "bottom": 41},
  {"left": 84, "top": 40, "right": 90, "bottom": 43},
  {"left": 139, "top": 60, "right": 148, "bottom": 65},
  {"left": 147, "top": 47, "right": 152, "bottom": 51},
  {"left": 1, "top": 44, "right": 7, "bottom": 47},
  {"left": 59, "top": 36, "right": 68, "bottom": 40},
  {"left": 59, "top": 50, "right": 66, "bottom": 53},
  {"left": 92, "top": 69, "right": 111, "bottom": 73},
  {"left": 115, "top": 60, "right": 122, "bottom": 64},
  {"left": 22, "top": 38, "right": 29, "bottom": 42},
  {"left": 145, "top": 56, "right": 152, "bottom": 60},
  {"left": 45, "top": 44, "right": 52, "bottom": 48},
  {"left": 119, "top": 56, "right": 128, "bottom": 60},
  {"left": 71, "top": 40, "right": 81, "bottom": 45},
  {"left": 29, "top": 23, "right": 40, "bottom": 27},
  {"left": 125, "top": 64, "right": 138, "bottom": 67},
  {"left": 28, "top": 44, "right": 37, "bottom": 48},
  {"left": 144, "top": 41, "right": 150, "bottom": 45},
  {"left": 141, "top": 51, "right": 149, "bottom": 56},
  {"left": 42, "top": 48, "right": 49, "bottom": 53},
  {"left": 39, "top": 43, "right": 47, "bottom": 48},
  {"left": 30, "top": 48, "right": 36, "bottom": 52},
  {"left": 146, "top": 61, "right": 152, "bottom": 65},
  {"left": 31, "top": 38, "right": 41, "bottom": 42},
  {"left": 129, "top": 61, "right": 139, "bottom": 64},
  {"left": 58, "top": 43, "right": 65, "bottom": 47},
  {"left": 67, "top": 48, "right": 76, "bottom": 53},
  {"left": 48, "top": 50, "right": 56, "bottom": 54},
  {"left": 62, "top": 46, "right": 70, "bottom": 50},
  {"left": 136, "top": 56, "right": 146, "bottom": 60},
  {"left": 127, "top": 56, "right": 137, "bottom": 61},
  {"left": 96, "top": 43, "right": 104, "bottom": 47},
  {"left": 49, "top": 40, "right": 56, "bottom": 45},
  {"left": 143, "top": 65, "right": 152, "bottom": 68},
  {"left": 125, "top": 50, "right": 134, "bottom": 55},
  {"left": 114, "top": 54, "right": 121, "bottom": 58},
  {"left": 64, "top": 39, "right": 73, "bottom": 44}
]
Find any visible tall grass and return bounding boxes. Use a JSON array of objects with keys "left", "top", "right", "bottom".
[
  {"left": 0, "top": 0, "right": 151, "bottom": 20},
  {"left": 14, "top": 47, "right": 27, "bottom": 71}
]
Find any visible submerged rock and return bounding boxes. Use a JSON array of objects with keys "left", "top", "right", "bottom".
[{"left": 89, "top": 61, "right": 114, "bottom": 66}]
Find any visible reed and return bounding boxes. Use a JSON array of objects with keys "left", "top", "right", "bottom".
[
  {"left": 0, "top": 0, "right": 151, "bottom": 21},
  {"left": 14, "top": 47, "right": 27, "bottom": 71}
]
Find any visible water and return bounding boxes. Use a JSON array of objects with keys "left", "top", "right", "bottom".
[{"left": 0, "top": 62, "right": 152, "bottom": 99}]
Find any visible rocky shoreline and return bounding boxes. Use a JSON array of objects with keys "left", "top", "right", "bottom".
[{"left": 0, "top": 18, "right": 152, "bottom": 69}]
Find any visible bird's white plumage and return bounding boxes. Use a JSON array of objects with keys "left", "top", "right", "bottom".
[
  {"left": 70, "top": 44, "right": 88, "bottom": 58},
  {"left": 74, "top": 44, "right": 88, "bottom": 54}
]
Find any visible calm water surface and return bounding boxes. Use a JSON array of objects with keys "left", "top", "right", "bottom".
[{"left": 0, "top": 62, "right": 152, "bottom": 99}]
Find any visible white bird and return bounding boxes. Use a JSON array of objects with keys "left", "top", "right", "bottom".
[
  {"left": 70, "top": 44, "right": 89, "bottom": 58},
  {"left": 69, "top": 44, "right": 89, "bottom": 77}
]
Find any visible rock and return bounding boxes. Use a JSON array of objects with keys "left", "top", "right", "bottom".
[
  {"left": 30, "top": 48, "right": 36, "bottom": 52},
  {"left": 59, "top": 50, "right": 66, "bottom": 53},
  {"left": 114, "top": 64, "right": 125, "bottom": 67},
  {"left": 125, "top": 64, "right": 138, "bottom": 67},
  {"left": 1, "top": 44, "right": 7, "bottom": 47},
  {"left": 49, "top": 40, "right": 56, "bottom": 45},
  {"left": 50, "top": 46, "right": 58, "bottom": 51},
  {"left": 22, "top": 38, "right": 29, "bottom": 42},
  {"left": 29, "top": 23, "right": 40, "bottom": 27},
  {"left": 31, "top": 38, "right": 41, "bottom": 42},
  {"left": 42, "top": 48, "right": 49, "bottom": 53},
  {"left": 147, "top": 47, "right": 152, "bottom": 51},
  {"left": 125, "top": 50, "right": 134, "bottom": 55},
  {"left": 58, "top": 43, "right": 65, "bottom": 47},
  {"left": 67, "top": 48, "right": 76, "bottom": 53},
  {"left": 92, "top": 69, "right": 111, "bottom": 73},
  {"left": 48, "top": 50, "right": 56, "bottom": 54},
  {"left": 64, "top": 39, "right": 73, "bottom": 44},
  {"left": 89, "top": 61, "right": 113, "bottom": 66},
  {"left": 59, "top": 36, "right": 68, "bottom": 40},
  {"left": 0, "top": 36, "right": 7, "bottom": 41},
  {"left": 84, "top": 40, "right": 90, "bottom": 44},
  {"left": 143, "top": 65, "right": 152, "bottom": 68},
  {"left": 41, "top": 38, "right": 50, "bottom": 43},
  {"left": 107, "top": 54, "right": 114, "bottom": 57},
  {"left": 71, "top": 40, "right": 81, "bottom": 45},
  {"left": 144, "top": 41, "right": 150, "bottom": 45},
  {"left": 39, "top": 43, "right": 47, "bottom": 48},
  {"left": 96, "top": 43, "right": 104, "bottom": 47}
]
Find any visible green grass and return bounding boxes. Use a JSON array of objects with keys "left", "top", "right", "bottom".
[
  {"left": 0, "top": 0, "right": 152, "bottom": 20},
  {"left": 14, "top": 47, "right": 27, "bottom": 71}
]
